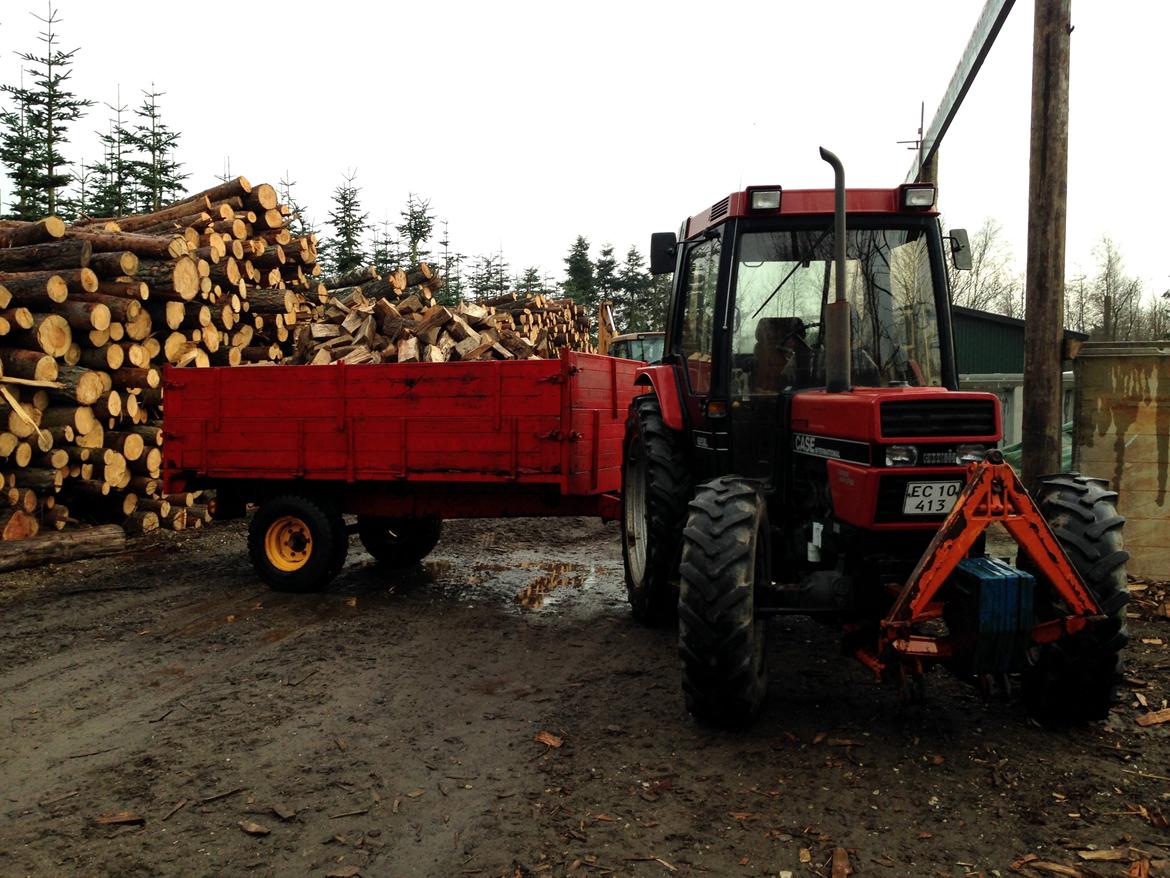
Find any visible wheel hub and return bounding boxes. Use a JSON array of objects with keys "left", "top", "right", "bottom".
[{"left": 265, "top": 515, "right": 313, "bottom": 571}]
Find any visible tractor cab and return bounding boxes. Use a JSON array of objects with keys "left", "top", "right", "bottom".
[{"left": 621, "top": 149, "right": 1128, "bottom": 727}]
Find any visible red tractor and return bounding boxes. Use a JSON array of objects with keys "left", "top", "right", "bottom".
[{"left": 621, "top": 149, "right": 1129, "bottom": 725}]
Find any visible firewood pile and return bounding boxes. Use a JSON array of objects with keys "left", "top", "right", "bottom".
[
  {"left": 0, "top": 176, "right": 321, "bottom": 544},
  {"left": 291, "top": 269, "right": 594, "bottom": 364},
  {"left": 0, "top": 176, "right": 597, "bottom": 554}
]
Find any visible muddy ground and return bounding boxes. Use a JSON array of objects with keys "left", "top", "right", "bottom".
[{"left": 0, "top": 517, "right": 1168, "bottom": 878}]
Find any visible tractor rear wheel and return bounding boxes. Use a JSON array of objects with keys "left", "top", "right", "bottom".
[
  {"left": 357, "top": 516, "right": 442, "bottom": 569},
  {"left": 621, "top": 395, "right": 690, "bottom": 626},
  {"left": 1021, "top": 474, "right": 1130, "bottom": 723},
  {"left": 678, "top": 477, "right": 769, "bottom": 726},
  {"left": 249, "top": 494, "right": 345, "bottom": 593}
]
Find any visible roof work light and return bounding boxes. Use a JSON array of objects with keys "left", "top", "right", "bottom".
[{"left": 748, "top": 187, "right": 782, "bottom": 211}]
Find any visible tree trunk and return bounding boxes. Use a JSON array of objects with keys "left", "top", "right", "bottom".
[
  {"left": 0, "top": 217, "right": 66, "bottom": 248},
  {"left": 0, "top": 239, "right": 91, "bottom": 271},
  {"left": 0, "top": 508, "right": 39, "bottom": 541}
]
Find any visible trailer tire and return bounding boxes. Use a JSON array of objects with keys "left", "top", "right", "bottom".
[
  {"left": 357, "top": 516, "right": 442, "bottom": 569},
  {"left": 678, "top": 477, "right": 769, "bottom": 726},
  {"left": 1021, "top": 474, "right": 1130, "bottom": 723},
  {"left": 249, "top": 495, "right": 344, "bottom": 593},
  {"left": 622, "top": 395, "right": 690, "bottom": 626}
]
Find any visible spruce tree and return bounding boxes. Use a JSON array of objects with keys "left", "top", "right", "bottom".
[
  {"left": 595, "top": 243, "right": 619, "bottom": 304},
  {"left": 561, "top": 235, "right": 596, "bottom": 308},
  {"left": 616, "top": 246, "right": 659, "bottom": 331},
  {"left": 0, "top": 5, "right": 93, "bottom": 217},
  {"left": 124, "top": 86, "right": 186, "bottom": 212},
  {"left": 437, "top": 220, "right": 465, "bottom": 306},
  {"left": 278, "top": 173, "right": 317, "bottom": 241},
  {"left": 515, "top": 267, "right": 544, "bottom": 295},
  {"left": 369, "top": 216, "right": 402, "bottom": 275},
  {"left": 89, "top": 93, "right": 133, "bottom": 218},
  {"left": 396, "top": 193, "right": 434, "bottom": 265},
  {"left": 322, "top": 170, "right": 368, "bottom": 275},
  {"left": 0, "top": 74, "right": 38, "bottom": 218}
]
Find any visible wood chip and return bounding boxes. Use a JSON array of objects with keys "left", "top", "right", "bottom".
[
  {"left": 1077, "top": 849, "right": 1130, "bottom": 862},
  {"left": 831, "top": 847, "right": 851, "bottom": 878},
  {"left": 238, "top": 819, "right": 270, "bottom": 836},
  {"left": 1136, "top": 708, "right": 1170, "bottom": 727},
  {"left": 93, "top": 811, "right": 144, "bottom": 826},
  {"left": 325, "top": 867, "right": 362, "bottom": 878}
]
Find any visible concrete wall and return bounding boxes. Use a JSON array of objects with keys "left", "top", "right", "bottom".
[
  {"left": 1073, "top": 342, "right": 1170, "bottom": 578},
  {"left": 960, "top": 372, "right": 1075, "bottom": 447}
]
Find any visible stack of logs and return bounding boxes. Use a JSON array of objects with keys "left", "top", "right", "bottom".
[
  {"left": 0, "top": 176, "right": 322, "bottom": 542},
  {"left": 292, "top": 266, "right": 594, "bottom": 365},
  {"left": 1, "top": 177, "right": 597, "bottom": 549}
]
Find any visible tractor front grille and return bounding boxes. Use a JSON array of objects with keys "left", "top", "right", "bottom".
[{"left": 880, "top": 398, "right": 997, "bottom": 438}]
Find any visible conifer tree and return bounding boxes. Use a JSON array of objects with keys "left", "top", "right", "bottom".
[
  {"left": 0, "top": 5, "right": 93, "bottom": 217},
  {"left": 89, "top": 92, "right": 133, "bottom": 218},
  {"left": 616, "top": 246, "right": 660, "bottom": 331},
  {"left": 369, "top": 216, "right": 402, "bottom": 275},
  {"left": 0, "top": 74, "right": 38, "bottom": 219},
  {"left": 437, "top": 220, "right": 465, "bottom": 305},
  {"left": 321, "top": 170, "right": 368, "bottom": 275},
  {"left": 124, "top": 86, "right": 186, "bottom": 211},
  {"left": 396, "top": 193, "right": 435, "bottom": 265},
  {"left": 278, "top": 173, "right": 317, "bottom": 241},
  {"left": 515, "top": 267, "right": 544, "bottom": 295},
  {"left": 595, "top": 243, "right": 619, "bottom": 303},
  {"left": 561, "top": 235, "right": 596, "bottom": 308}
]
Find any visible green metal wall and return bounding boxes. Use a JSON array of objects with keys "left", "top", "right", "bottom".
[{"left": 952, "top": 309, "right": 1026, "bottom": 374}]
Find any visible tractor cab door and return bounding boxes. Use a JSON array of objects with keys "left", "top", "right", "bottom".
[
  {"left": 726, "top": 228, "right": 827, "bottom": 481},
  {"left": 671, "top": 233, "right": 725, "bottom": 480}
]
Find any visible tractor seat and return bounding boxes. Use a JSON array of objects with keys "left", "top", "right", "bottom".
[{"left": 751, "top": 317, "right": 806, "bottom": 392}]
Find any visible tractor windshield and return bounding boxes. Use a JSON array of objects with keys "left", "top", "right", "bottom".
[{"left": 730, "top": 225, "right": 944, "bottom": 393}]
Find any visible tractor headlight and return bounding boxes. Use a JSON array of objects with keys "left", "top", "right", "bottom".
[
  {"left": 956, "top": 443, "right": 987, "bottom": 464},
  {"left": 885, "top": 445, "right": 918, "bottom": 467}
]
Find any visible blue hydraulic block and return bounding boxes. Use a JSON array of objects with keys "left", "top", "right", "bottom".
[{"left": 953, "top": 556, "right": 1036, "bottom": 674}]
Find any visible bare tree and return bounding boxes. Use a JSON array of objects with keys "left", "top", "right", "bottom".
[
  {"left": 1090, "top": 235, "right": 1144, "bottom": 340},
  {"left": 947, "top": 218, "right": 1022, "bottom": 315}
]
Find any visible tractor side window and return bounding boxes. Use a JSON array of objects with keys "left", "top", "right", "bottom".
[{"left": 677, "top": 237, "right": 721, "bottom": 395}]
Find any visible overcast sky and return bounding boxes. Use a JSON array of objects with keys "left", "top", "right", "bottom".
[{"left": 1, "top": 0, "right": 1165, "bottom": 299}]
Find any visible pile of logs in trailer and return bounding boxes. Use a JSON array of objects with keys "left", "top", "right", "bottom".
[
  {"left": 0, "top": 178, "right": 596, "bottom": 557},
  {"left": 296, "top": 265, "right": 593, "bottom": 365}
]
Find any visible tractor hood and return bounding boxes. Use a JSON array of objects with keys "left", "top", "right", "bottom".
[{"left": 790, "top": 387, "right": 1003, "bottom": 445}]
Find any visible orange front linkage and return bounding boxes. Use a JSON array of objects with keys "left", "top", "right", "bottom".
[{"left": 880, "top": 452, "right": 1101, "bottom": 658}]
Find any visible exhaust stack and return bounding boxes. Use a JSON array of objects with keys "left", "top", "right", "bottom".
[{"left": 820, "top": 147, "right": 851, "bottom": 394}]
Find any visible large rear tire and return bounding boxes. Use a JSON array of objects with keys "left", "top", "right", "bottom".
[
  {"left": 621, "top": 395, "right": 690, "bottom": 626},
  {"left": 678, "top": 477, "right": 769, "bottom": 726},
  {"left": 357, "top": 516, "right": 442, "bottom": 569},
  {"left": 249, "top": 495, "right": 345, "bottom": 593},
  {"left": 1021, "top": 474, "right": 1130, "bottom": 723}
]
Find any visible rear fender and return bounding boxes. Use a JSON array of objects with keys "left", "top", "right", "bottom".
[{"left": 634, "top": 364, "right": 686, "bottom": 430}]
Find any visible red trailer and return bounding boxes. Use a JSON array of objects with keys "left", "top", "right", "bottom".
[{"left": 163, "top": 351, "right": 639, "bottom": 591}]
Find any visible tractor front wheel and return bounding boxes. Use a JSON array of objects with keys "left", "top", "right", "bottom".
[
  {"left": 621, "top": 395, "right": 691, "bottom": 626},
  {"left": 678, "top": 477, "right": 769, "bottom": 726},
  {"left": 249, "top": 495, "right": 346, "bottom": 593},
  {"left": 1022, "top": 474, "right": 1130, "bottom": 723}
]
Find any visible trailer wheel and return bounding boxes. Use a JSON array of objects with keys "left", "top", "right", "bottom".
[
  {"left": 622, "top": 395, "right": 691, "bottom": 626},
  {"left": 1021, "top": 474, "right": 1130, "bottom": 723},
  {"left": 357, "top": 516, "right": 442, "bottom": 569},
  {"left": 678, "top": 477, "right": 769, "bottom": 726},
  {"left": 248, "top": 495, "right": 344, "bottom": 593}
]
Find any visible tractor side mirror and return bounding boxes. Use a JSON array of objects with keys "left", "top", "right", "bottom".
[
  {"left": 649, "top": 232, "right": 677, "bottom": 275},
  {"left": 949, "top": 228, "right": 972, "bottom": 271}
]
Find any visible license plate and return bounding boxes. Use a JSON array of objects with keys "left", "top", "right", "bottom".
[{"left": 902, "top": 481, "right": 962, "bottom": 515}]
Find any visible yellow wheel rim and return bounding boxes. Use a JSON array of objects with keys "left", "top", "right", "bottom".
[{"left": 265, "top": 515, "right": 312, "bottom": 572}]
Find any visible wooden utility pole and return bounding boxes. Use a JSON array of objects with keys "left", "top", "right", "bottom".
[{"left": 1021, "top": 0, "right": 1071, "bottom": 486}]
